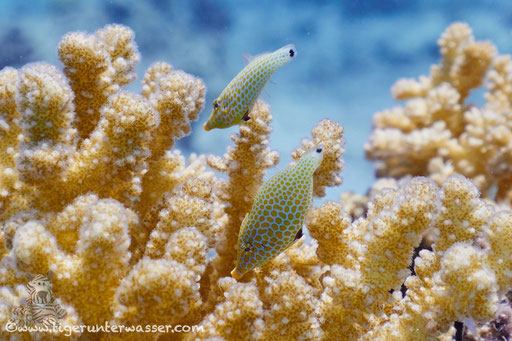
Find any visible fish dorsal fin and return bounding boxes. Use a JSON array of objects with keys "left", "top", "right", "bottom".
[
  {"left": 242, "top": 52, "right": 253, "bottom": 66},
  {"left": 239, "top": 213, "right": 249, "bottom": 233},
  {"left": 242, "top": 51, "right": 269, "bottom": 66}
]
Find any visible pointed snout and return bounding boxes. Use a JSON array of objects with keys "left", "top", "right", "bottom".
[{"left": 231, "top": 267, "right": 244, "bottom": 280}]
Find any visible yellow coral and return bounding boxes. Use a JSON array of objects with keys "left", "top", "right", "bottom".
[
  {"left": 291, "top": 119, "right": 345, "bottom": 197},
  {"left": 190, "top": 279, "right": 264, "bottom": 340},
  {"left": 144, "top": 177, "right": 219, "bottom": 259},
  {"left": 58, "top": 24, "right": 139, "bottom": 139},
  {"left": 112, "top": 226, "right": 207, "bottom": 330},
  {"left": 65, "top": 91, "right": 159, "bottom": 206},
  {"left": 484, "top": 212, "right": 512, "bottom": 292},
  {"left": 436, "top": 243, "right": 498, "bottom": 321},
  {"left": 142, "top": 62, "right": 206, "bottom": 161},
  {"left": 365, "top": 22, "right": 512, "bottom": 207},
  {"left": 207, "top": 100, "right": 278, "bottom": 281},
  {"left": 339, "top": 192, "right": 368, "bottom": 220},
  {"left": 259, "top": 271, "right": 322, "bottom": 340},
  {"left": 306, "top": 201, "right": 351, "bottom": 266}
]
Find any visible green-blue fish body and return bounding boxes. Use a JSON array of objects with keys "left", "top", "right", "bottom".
[
  {"left": 231, "top": 146, "right": 324, "bottom": 280},
  {"left": 204, "top": 44, "right": 296, "bottom": 131}
]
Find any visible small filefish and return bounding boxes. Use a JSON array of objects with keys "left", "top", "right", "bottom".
[
  {"left": 231, "top": 146, "right": 324, "bottom": 280},
  {"left": 203, "top": 44, "right": 297, "bottom": 131}
]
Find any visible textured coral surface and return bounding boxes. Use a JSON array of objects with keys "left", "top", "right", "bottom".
[{"left": 0, "top": 23, "right": 511, "bottom": 341}]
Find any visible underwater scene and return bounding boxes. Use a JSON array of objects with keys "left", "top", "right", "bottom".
[{"left": 0, "top": 0, "right": 512, "bottom": 340}]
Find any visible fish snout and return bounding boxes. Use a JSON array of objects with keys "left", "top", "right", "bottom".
[
  {"left": 231, "top": 267, "right": 244, "bottom": 280},
  {"left": 203, "top": 121, "right": 212, "bottom": 131},
  {"left": 288, "top": 45, "right": 296, "bottom": 58}
]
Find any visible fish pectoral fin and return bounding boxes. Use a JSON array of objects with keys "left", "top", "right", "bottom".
[
  {"left": 294, "top": 228, "right": 303, "bottom": 242},
  {"left": 242, "top": 111, "right": 251, "bottom": 122}
]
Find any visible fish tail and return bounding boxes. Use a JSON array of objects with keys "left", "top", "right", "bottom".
[{"left": 231, "top": 267, "right": 243, "bottom": 280}]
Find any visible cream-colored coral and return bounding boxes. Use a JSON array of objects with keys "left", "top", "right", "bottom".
[
  {"left": 364, "top": 176, "right": 507, "bottom": 341},
  {"left": 135, "top": 61, "right": 206, "bottom": 216},
  {"left": 259, "top": 271, "right": 322, "bottom": 340},
  {"left": 142, "top": 61, "right": 205, "bottom": 161},
  {"left": 144, "top": 177, "right": 219, "bottom": 259},
  {"left": 363, "top": 22, "right": 512, "bottom": 338},
  {"left": 339, "top": 192, "right": 367, "bottom": 220},
  {"left": 207, "top": 100, "right": 278, "bottom": 281},
  {"left": 189, "top": 279, "right": 264, "bottom": 340},
  {"left": 365, "top": 22, "right": 512, "bottom": 202},
  {"left": 306, "top": 201, "right": 351, "bottom": 266},
  {"left": 436, "top": 243, "right": 498, "bottom": 321},
  {"left": 0, "top": 67, "right": 36, "bottom": 220},
  {"left": 0, "top": 24, "right": 210, "bottom": 339},
  {"left": 314, "top": 177, "right": 439, "bottom": 340},
  {"left": 292, "top": 119, "right": 345, "bottom": 197},
  {"left": 58, "top": 24, "right": 139, "bottom": 140},
  {"left": 112, "top": 227, "right": 207, "bottom": 335},
  {"left": 484, "top": 212, "right": 512, "bottom": 292},
  {"left": 65, "top": 91, "right": 160, "bottom": 206}
]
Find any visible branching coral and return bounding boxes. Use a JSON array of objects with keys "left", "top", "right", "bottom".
[
  {"left": 0, "top": 24, "right": 205, "bottom": 216},
  {"left": 58, "top": 24, "right": 140, "bottom": 140},
  {"left": 207, "top": 100, "right": 278, "bottom": 282},
  {"left": 364, "top": 22, "right": 512, "bottom": 340},
  {"left": 291, "top": 119, "right": 345, "bottom": 198},
  {"left": 0, "top": 22, "right": 511, "bottom": 341},
  {"left": 364, "top": 22, "right": 512, "bottom": 205}
]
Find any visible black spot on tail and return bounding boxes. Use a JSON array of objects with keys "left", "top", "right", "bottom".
[{"left": 289, "top": 49, "right": 295, "bottom": 57}]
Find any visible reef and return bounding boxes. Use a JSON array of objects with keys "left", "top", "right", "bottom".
[{"left": 0, "top": 22, "right": 511, "bottom": 340}]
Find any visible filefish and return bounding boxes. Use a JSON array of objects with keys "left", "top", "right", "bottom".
[
  {"left": 231, "top": 146, "right": 324, "bottom": 280},
  {"left": 203, "top": 44, "right": 297, "bottom": 131}
]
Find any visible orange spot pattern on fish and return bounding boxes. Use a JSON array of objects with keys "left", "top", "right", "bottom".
[
  {"left": 204, "top": 44, "right": 297, "bottom": 130},
  {"left": 231, "top": 147, "right": 324, "bottom": 280}
]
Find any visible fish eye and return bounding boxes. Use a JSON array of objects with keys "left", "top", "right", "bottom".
[
  {"left": 289, "top": 49, "right": 295, "bottom": 57},
  {"left": 242, "top": 241, "right": 252, "bottom": 252},
  {"left": 213, "top": 101, "right": 219, "bottom": 109},
  {"left": 316, "top": 147, "right": 323, "bottom": 153}
]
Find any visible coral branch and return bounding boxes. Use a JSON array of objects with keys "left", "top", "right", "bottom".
[{"left": 292, "top": 119, "right": 345, "bottom": 197}]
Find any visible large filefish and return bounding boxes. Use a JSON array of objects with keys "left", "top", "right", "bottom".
[
  {"left": 231, "top": 146, "right": 324, "bottom": 280},
  {"left": 203, "top": 44, "right": 297, "bottom": 131}
]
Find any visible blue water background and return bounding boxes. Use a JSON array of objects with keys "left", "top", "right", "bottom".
[{"left": 1, "top": 0, "right": 511, "bottom": 202}]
